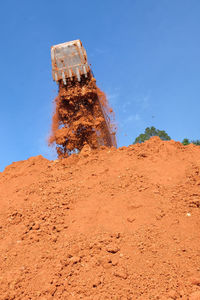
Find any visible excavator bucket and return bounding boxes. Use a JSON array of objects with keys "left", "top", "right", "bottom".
[
  {"left": 50, "top": 39, "right": 117, "bottom": 152},
  {"left": 51, "top": 39, "right": 90, "bottom": 84}
]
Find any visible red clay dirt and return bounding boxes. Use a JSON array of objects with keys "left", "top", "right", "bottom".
[
  {"left": 49, "top": 75, "right": 117, "bottom": 158},
  {"left": 0, "top": 137, "right": 200, "bottom": 299}
]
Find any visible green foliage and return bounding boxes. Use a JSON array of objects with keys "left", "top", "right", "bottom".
[
  {"left": 182, "top": 138, "right": 200, "bottom": 146},
  {"left": 134, "top": 126, "right": 171, "bottom": 144},
  {"left": 182, "top": 138, "right": 190, "bottom": 145},
  {"left": 192, "top": 140, "right": 200, "bottom": 145}
]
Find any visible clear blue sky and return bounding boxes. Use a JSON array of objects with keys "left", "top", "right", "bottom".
[{"left": 0, "top": 0, "right": 200, "bottom": 171}]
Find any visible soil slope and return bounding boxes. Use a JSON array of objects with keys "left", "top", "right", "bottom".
[{"left": 0, "top": 137, "right": 200, "bottom": 300}]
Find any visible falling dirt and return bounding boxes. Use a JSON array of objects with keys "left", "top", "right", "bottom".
[
  {"left": 49, "top": 74, "right": 117, "bottom": 158},
  {"left": 0, "top": 137, "right": 200, "bottom": 299}
]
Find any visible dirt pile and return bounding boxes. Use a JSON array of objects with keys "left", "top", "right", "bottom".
[
  {"left": 0, "top": 137, "right": 200, "bottom": 299},
  {"left": 49, "top": 74, "right": 116, "bottom": 158}
]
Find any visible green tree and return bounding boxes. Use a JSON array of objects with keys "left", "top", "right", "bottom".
[
  {"left": 191, "top": 139, "right": 200, "bottom": 146},
  {"left": 182, "top": 138, "right": 190, "bottom": 145},
  {"left": 134, "top": 126, "right": 171, "bottom": 144},
  {"left": 182, "top": 139, "right": 200, "bottom": 146}
]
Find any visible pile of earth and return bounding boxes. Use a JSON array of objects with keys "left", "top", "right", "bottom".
[
  {"left": 0, "top": 137, "right": 200, "bottom": 299},
  {"left": 49, "top": 75, "right": 116, "bottom": 158}
]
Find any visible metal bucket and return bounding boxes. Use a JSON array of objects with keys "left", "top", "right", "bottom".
[{"left": 51, "top": 39, "right": 90, "bottom": 84}]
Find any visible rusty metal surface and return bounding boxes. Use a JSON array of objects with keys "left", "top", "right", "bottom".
[{"left": 51, "top": 40, "right": 90, "bottom": 83}]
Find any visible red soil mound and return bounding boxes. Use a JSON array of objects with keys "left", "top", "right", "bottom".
[{"left": 0, "top": 137, "right": 200, "bottom": 299}]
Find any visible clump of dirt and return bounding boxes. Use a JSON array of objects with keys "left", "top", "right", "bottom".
[
  {"left": 0, "top": 137, "right": 200, "bottom": 299},
  {"left": 49, "top": 74, "right": 116, "bottom": 158}
]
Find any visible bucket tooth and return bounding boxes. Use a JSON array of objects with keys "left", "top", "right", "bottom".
[
  {"left": 83, "top": 65, "right": 87, "bottom": 78},
  {"left": 69, "top": 69, "right": 72, "bottom": 80},
  {"left": 62, "top": 72, "right": 66, "bottom": 85},
  {"left": 76, "top": 68, "right": 81, "bottom": 82}
]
